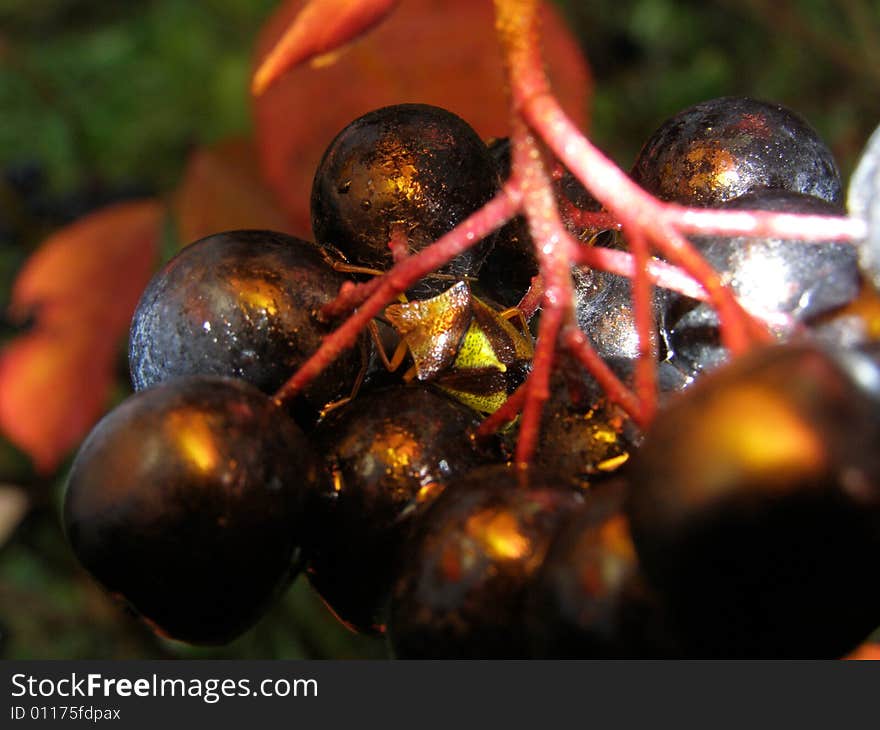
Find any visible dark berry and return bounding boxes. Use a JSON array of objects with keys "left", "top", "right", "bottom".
[
  {"left": 388, "top": 464, "right": 584, "bottom": 658},
  {"left": 477, "top": 216, "right": 537, "bottom": 309},
  {"left": 533, "top": 364, "right": 634, "bottom": 488},
  {"left": 310, "top": 104, "right": 499, "bottom": 297},
  {"left": 129, "top": 230, "right": 364, "bottom": 424},
  {"left": 525, "top": 480, "right": 678, "bottom": 658},
  {"left": 573, "top": 262, "right": 669, "bottom": 383},
  {"left": 305, "top": 386, "right": 500, "bottom": 633},
  {"left": 63, "top": 376, "right": 321, "bottom": 644},
  {"left": 627, "top": 343, "right": 880, "bottom": 657},
  {"left": 632, "top": 96, "right": 842, "bottom": 207},
  {"left": 667, "top": 190, "right": 859, "bottom": 379},
  {"left": 487, "top": 136, "right": 513, "bottom": 179}
]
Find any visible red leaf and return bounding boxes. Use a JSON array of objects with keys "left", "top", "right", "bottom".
[
  {"left": 253, "top": 0, "right": 592, "bottom": 238},
  {"left": 844, "top": 642, "right": 880, "bottom": 660},
  {"left": 252, "top": 0, "right": 400, "bottom": 96},
  {"left": 175, "top": 139, "right": 291, "bottom": 246},
  {"left": 0, "top": 331, "right": 115, "bottom": 474},
  {"left": 0, "top": 201, "right": 162, "bottom": 473}
]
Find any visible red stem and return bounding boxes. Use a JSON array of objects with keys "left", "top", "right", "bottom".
[
  {"left": 649, "top": 221, "right": 762, "bottom": 354},
  {"left": 320, "top": 278, "right": 383, "bottom": 320},
  {"left": 270, "top": 0, "right": 867, "bottom": 467},
  {"left": 562, "top": 327, "right": 646, "bottom": 426},
  {"left": 667, "top": 206, "right": 865, "bottom": 242},
  {"left": 573, "top": 246, "right": 707, "bottom": 301},
  {"left": 523, "top": 94, "right": 760, "bottom": 353},
  {"left": 626, "top": 221, "right": 658, "bottom": 422},
  {"left": 509, "top": 122, "right": 574, "bottom": 465},
  {"left": 515, "top": 274, "right": 545, "bottom": 321},
  {"left": 558, "top": 200, "right": 623, "bottom": 234},
  {"left": 475, "top": 381, "right": 528, "bottom": 438}
]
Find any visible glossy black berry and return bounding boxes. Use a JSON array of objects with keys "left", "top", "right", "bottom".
[
  {"left": 477, "top": 216, "right": 537, "bottom": 309},
  {"left": 533, "top": 363, "right": 634, "bottom": 488},
  {"left": 305, "top": 385, "right": 499, "bottom": 634},
  {"left": 667, "top": 190, "right": 859, "bottom": 379},
  {"left": 627, "top": 343, "right": 880, "bottom": 657},
  {"left": 129, "top": 229, "right": 364, "bottom": 423},
  {"left": 573, "top": 262, "right": 670, "bottom": 383},
  {"left": 63, "top": 376, "right": 321, "bottom": 644},
  {"left": 525, "top": 480, "right": 678, "bottom": 658},
  {"left": 388, "top": 464, "right": 584, "bottom": 658},
  {"left": 632, "top": 96, "right": 842, "bottom": 207},
  {"left": 310, "top": 104, "right": 499, "bottom": 297}
]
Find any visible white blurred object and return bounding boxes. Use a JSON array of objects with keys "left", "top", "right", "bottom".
[{"left": 0, "top": 485, "right": 28, "bottom": 548}]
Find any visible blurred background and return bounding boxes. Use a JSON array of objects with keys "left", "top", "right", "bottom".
[{"left": 0, "top": 0, "right": 876, "bottom": 659}]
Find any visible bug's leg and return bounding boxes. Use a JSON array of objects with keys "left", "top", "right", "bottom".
[
  {"left": 368, "top": 320, "right": 410, "bottom": 372},
  {"left": 498, "top": 307, "right": 531, "bottom": 336},
  {"left": 319, "top": 331, "right": 371, "bottom": 417},
  {"left": 401, "top": 364, "right": 418, "bottom": 382},
  {"left": 329, "top": 262, "right": 410, "bottom": 304},
  {"left": 329, "top": 261, "right": 387, "bottom": 278},
  {"left": 368, "top": 321, "right": 417, "bottom": 381}
]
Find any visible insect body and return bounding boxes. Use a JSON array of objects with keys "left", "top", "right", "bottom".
[{"left": 383, "top": 280, "right": 534, "bottom": 414}]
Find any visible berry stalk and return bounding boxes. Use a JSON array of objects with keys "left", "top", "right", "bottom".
[
  {"left": 273, "top": 185, "right": 522, "bottom": 403},
  {"left": 269, "top": 0, "right": 866, "bottom": 461},
  {"left": 508, "top": 118, "right": 575, "bottom": 465},
  {"left": 626, "top": 222, "right": 658, "bottom": 422}
]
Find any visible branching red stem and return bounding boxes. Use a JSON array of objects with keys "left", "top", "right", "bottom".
[
  {"left": 559, "top": 204, "right": 862, "bottom": 243},
  {"left": 514, "top": 274, "right": 545, "bottom": 321},
  {"left": 520, "top": 91, "right": 761, "bottom": 353},
  {"left": 573, "top": 245, "right": 797, "bottom": 331},
  {"left": 557, "top": 200, "right": 622, "bottom": 234},
  {"left": 626, "top": 222, "right": 658, "bottom": 422},
  {"left": 509, "top": 120, "right": 575, "bottom": 465},
  {"left": 270, "top": 0, "right": 867, "bottom": 467},
  {"left": 562, "top": 327, "right": 646, "bottom": 426},
  {"left": 572, "top": 246, "right": 707, "bottom": 300},
  {"left": 475, "top": 380, "right": 528, "bottom": 438},
  {"left": 273, "top": 184, "right": 522, "bottom": 403}
]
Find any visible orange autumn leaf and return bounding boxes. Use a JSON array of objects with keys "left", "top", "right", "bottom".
[
  {"left": 253, "top": 0, "right": 592, "bottom": 237},
  {"left": 844, "top": 642, "right": 880, "bottom": 660},
  {"left": 253, "top": 0, "right": 400, "bottom": 96},
  {"left": 175, "top": 139, "right": 291, "bottom": 246},
  {"left": 0, "top": 200, "right": 162, "bottom": 473},
  {"left": 0, "top": 331, "right": 116, "bottom": 474},
  {"left": 10, "top": 201, "right": 161, "bottom": 331}
]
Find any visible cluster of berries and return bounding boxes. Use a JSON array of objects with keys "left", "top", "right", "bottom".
[{"left": 62, "top": 98, "right": 880, "bottom": 657}]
